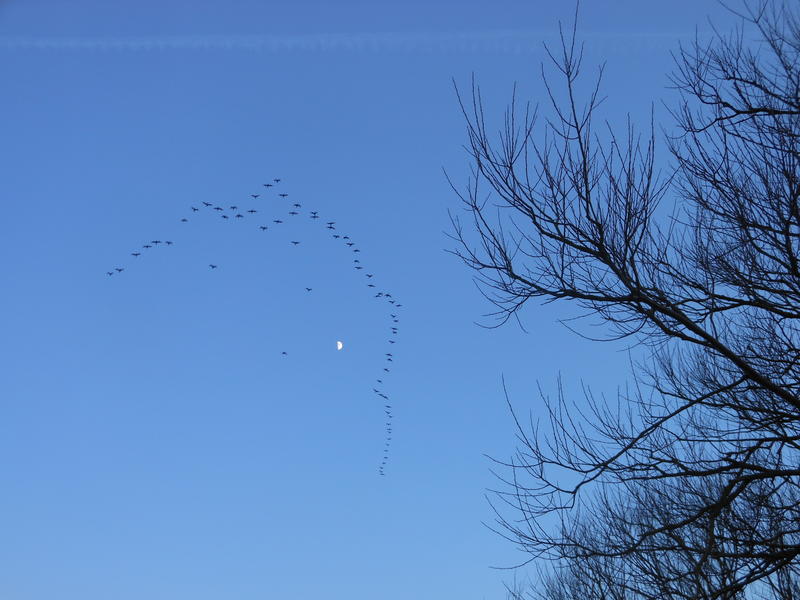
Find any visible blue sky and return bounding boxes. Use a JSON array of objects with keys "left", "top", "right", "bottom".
[{"left": 0, "top": 1, "right": 739, "bottom": 598}]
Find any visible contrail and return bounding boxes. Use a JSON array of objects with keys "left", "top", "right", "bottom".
[{"left": 0, "top": 30, "right": 701, "bottom": 54}]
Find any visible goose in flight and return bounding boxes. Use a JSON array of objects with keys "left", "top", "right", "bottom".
[
  {"left": 263, "top": 183, "right": 273, "bottom": 188},
  {"left": 115, "top": 267, "right": 124, "bottom": 273},
  {"left": 247, "top": 209, "right": 257, "bottom": 214},
  {"left": 143, "top": 244, "right": 152, "bottom": 249},
  {"left": 273, "top": 219, "right": 283, "bottom": 224},
  {"left": 191, "top": 206, "right": 199, "bottom": 212},
  {"left": 209, "top": 264, "right": 218, "bottom": 269},
  {"left": 250, "top": 194, "right": 259, "bottom": 199},
  {"left": 259, "top": 225, "right": 268, "bottom": 231},
  {"left": 305, "top": 287, "right": 312, "bottom": 292},
  {"left": 230, "top": 205, "right": 238, "bottom": 211},
  {"left": 106, "top": 271, "right": 114, "bottom": 276},
  {"left": 203, "top": 201, "right": 213, "bottom": 206},
  {"left": 279, "top": 193, "right": 288, "bottom": 198},
  {"left": 289, "top": 211, "right": 299, "bottom": 216},
  {"left": 165, "top": 241, "right": 173, "bottom": 245},
  {"left": 274, "top": 178, "right": 281, "bottom": 183},
  {"left": 235, "top": 214, "right": 244, "bottom": 219},
  {"left": 291, "top": 241, "right": 300, "bottom": 246},
  {"left": 181, "top": 218, "right": 188, "bottom": 222},
  {"left": 131, "top": 252, "right": 141, "bottom": 257},
  {"left": 293, "top": 203, "right": 301, "bottom": 208},
  {"left": 222, "top": 215, "right": 229, "bottom": 219}
]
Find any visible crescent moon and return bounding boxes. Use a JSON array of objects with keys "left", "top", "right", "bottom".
[{"left": 336, "top": 341, "right": 343, "bottom": 351}]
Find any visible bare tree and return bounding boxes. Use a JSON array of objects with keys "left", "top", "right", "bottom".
[{"left": 450, "top": 2, "right": 800, "bottom": 597}]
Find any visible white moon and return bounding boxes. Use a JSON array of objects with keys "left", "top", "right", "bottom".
[{"left": 336, "top": 341, "right": 343, "bottom": 351}]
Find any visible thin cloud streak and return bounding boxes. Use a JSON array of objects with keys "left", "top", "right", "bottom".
[{"left": 0, "top": 30, "right": 701, "bottom": 54}]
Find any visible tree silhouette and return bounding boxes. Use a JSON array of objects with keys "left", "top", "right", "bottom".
[{"left": 450, "top": 2, "right": 800, "bottom": 597}]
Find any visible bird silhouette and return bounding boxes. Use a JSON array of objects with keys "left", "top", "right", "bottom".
[
  {"left": 203, "top": 201, "right": 212, "bottom": 206},
  {"left": 279, "top": 193, "right": 288, "bottom": 198},
  {"left": 209, "top": 264, "right": 218, "bottom": 269},
  {"left": 181, "top": 218, "right": 188, "bottom": 222},
  {"left": 131, "top": 252, "right": 141, "bottom": 257},
  {"left": 247, "top": 209, "right": 257, "bottom": 214},
  {"left": 191, "top": 206, "right": 199, "bottom": 212},
  {"left": 291, "top": 241, "right": 300, "bottom": 246},
  {"left": 115, "top": 267, "right": 124, "bottom": 272},
  {"left": 250, "top": 194, "right": 259, "bottom": 199},
  {"left": 273, "top": 219, "right": 283, "bottom": 224},
  {"left": 274, "top": 178, "right": 281, "bottom": 183},
  {"left": 259, "top": 225, "right": 268, "bottom": 231}
]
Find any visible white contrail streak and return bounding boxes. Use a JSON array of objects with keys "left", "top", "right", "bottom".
[{"left": 0, "top": 30, "right": 699, "bottom": 54}]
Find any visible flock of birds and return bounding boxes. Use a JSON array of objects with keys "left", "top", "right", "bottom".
[{"left": 106, "top": 179, "right": 403, "bottom": 476}]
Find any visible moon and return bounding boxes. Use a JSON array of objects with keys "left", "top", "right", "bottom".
[{"left": 336, "top": 341, "right": 343, "bottom": 351}]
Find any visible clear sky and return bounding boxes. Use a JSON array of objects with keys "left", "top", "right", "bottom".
[{"left": 0, "top": 1, "right": 739, "bottom": 598}]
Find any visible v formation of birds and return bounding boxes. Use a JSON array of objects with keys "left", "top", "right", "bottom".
[{"left": 106, "top": 179, "right": 402, "bottom": 476}]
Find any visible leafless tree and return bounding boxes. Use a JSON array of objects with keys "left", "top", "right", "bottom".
[{"left": 450, "top": 1, "right": 800, "bottom": 597}]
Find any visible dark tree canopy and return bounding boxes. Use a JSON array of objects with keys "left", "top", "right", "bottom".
[{"left": 451, "top": 2, "right": 800, "bottom": 597}]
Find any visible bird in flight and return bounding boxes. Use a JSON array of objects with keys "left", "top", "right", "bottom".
[
  {"left": 279, "top": 193, "right": 288, "bottom": 198},
  {"left": 106, "top": 271, "right": 114, "bottom": 276},
  {"left": 291, "top": 241, "right": 300, "bottom": 246},
  {"left": 289, "top": 211, "right": 298, "bottom": 216},
  {"left": 209, "top": 264, "right": 218, "bottom": 269},
  {"left": 165, "top": 241, "right": 173, "bottom": 245},
  {"left": 247, "top": 209, "right": 257, "bottom": 214},
  {"left": 274, "top": 178, "right": 281, "bottom": 183},
  {"left": 115, "top": 267, "right": 124, "bottom": 273},
  {"left": 263, "top": 183, "right": 273, "bottom": 188},
  {"left": 259, "top": 225, "right": 268, "bottom": 231},
  {"left": 191, "top": 206, "right": 199, "bottom": 212},
  {"left": 214, "top": 206, "right": 223, "bottom": 211},
  {"left": 235, "top": 214, "right": 244, "bottom": 219},
  {"left": 131, "top": 252, "right": 141, "bottom": 257},
  {"left": 143, "top": 244, "right": 152, "bottom": 249},
  {"left": 305, "top": 287, "right": 312, "bottom": 292},
  {"left": 151, "top": 240, "right": 162, "bottom": 245},
  {"left": 250, "top": 194, "right": 259, "bottom": 199},
  {"left": 181, "top": 218, "right": 188, "bottom": 222},
  {"left": 346, "top": 242, "right": 355, "bottom": 247},
  {"left": 203, "top": 201, "right": 212, "bottom": 206},
  {"left": 366, "top": 274, "right": 373, "bottom": 278},
  {"left": 333, "top": 234, "right": 341, "bottom": 239},
  {"left": 273, "top": 219, "right": 283, "bottom": 224},
  {"left": 230, "top": 205, "right": 238, "bottom": 211},
  {"left": 222, "top": 215, "right": 229, "bottom": 219},
  {"left": 293, "top": 203, "right": 301, "bottom": 208},
  {"left": 281, "top": 351, "right": 288, "bottom": 356}
]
